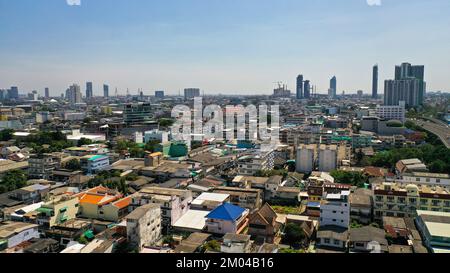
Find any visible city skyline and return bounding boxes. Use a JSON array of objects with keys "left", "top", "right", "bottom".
[{"left": 1, "top": 0, "right": 450, "bottom": 96}]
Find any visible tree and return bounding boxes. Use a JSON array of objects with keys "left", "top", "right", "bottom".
[
  {"left": 202, "top": 240, "right": 221, "bottom": 252},
  {"left": 429, "top": 160, "right": 446, "bottom": 173},
  {"left": 0, "top": 129, "right": 14, "bottom": 141},
  {"left": 78, "top": 137, "right": 93, "bottom": 147},
  {"left": 0, "top": 169, "right": 28, "bottom": 193},
  {"left": 158, "top": 118, "right": 175, "bottom": 127},
  {"left": 283, "top": 223, "right": 306, "bottom": 247},
  {"left": 65, "top": 159, "right": 81, "bottom": 171}
]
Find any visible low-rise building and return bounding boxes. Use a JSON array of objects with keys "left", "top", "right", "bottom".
[
  {"left": 320, "top": 191, "right": 350, "bottom": 229},
  {"left": 205, "top": 203, "right": 249, "bottom": 235},
  {"left": 373, "top": 182, "right": 450, "bottom": 219},
  {"left": 248, "top": 203, "right": 279, "bottom": 244},
  {"left": 221, "top": 233, "right": 252, "bottom": 253},
  {"left": 348, "top": 226, "right": 388, "bottom": 253},
  {"left": 0, "top": 221, "right": 39, "bottom": 251},
  {"left": 36, "top": 195, "right": 79, "bottom": 228},
  {"left": 80, "top": 154, "right": 110, "bottom": 174},
  {"left": 415, "top": 210, "right": 450, "bottom": 253}
]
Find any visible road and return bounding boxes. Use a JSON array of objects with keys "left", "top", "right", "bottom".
[{"left": 408, "top": 118, "right": 450, "bottom": 149}]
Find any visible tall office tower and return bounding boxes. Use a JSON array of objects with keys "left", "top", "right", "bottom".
[
  {"left": 155, "top": 90, "right": 165, "bottom": 99},
  {"left": 184, "top": 88, "right": 200, "bottom": 100},
  {"left": 66, "top": 84, "right": 82, "bottom": 104},
  {"left": 372, "top": 64, "right": 378, "bottom": 98},
  {"left": 86, "top": 82, "right": 93, "bottom": 98},
  {"left": 385, "top": 62, "right": 426, "bottom": 107},
  {"left": 103, "top": 84, "right": 109, "bottom": 98},
  {"left": 44, "top": 88, "right": 50, "bottom": 98},
  {"left": 296, "top": 75, "right": 304, "bottom": 99},
  {"left": 0, "top": 89, "right": 6, "bottom": 101},
  {"left": 123, "top": 102, "right": 152, "bottom": 125},
  {"left": 329, "top": 76, "right": 337, "bottom": 99},
  {"left": 303, "top": 80, "right": 311, "bottom": 99},
  {"left": 7, "top": 86, "right": 19, "bottom": 100}
]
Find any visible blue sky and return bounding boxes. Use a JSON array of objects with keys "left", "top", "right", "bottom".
[{"left": 0, "top": 0, "right": 449, "bottom": 96}]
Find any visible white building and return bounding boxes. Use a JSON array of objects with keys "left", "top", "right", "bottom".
[
  {"left": 320, "top": 191, "right": 350, "bottom": 229},
  {"left": 296, "top": 144, "right": 315, "bottom": 173},
  {"left": 221, "top": 233, "right": 252, "bottom": 253},
  {"left": 318, "top": 145, "right": 338, "bottom": 172},
  {"left": 126, "top": 204, "right": 162, "bottom": 251},
  {"left": 237, "top": 150, "right": 274, "bottom": 176},
  {"left": 386, "top": 172, "right": 450, "bottom": 190},
  {"left": 0, "top": 222, "right": 40, "bottom": 250},
  {"left": 376, "top": 101, "right": 406, "bottom": 123}
]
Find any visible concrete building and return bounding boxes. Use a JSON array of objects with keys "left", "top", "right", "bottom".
[
  {"left": 184, "top": 88, "right": 200, "bottom": 100},
  {"left": 376, "top": 101, "right": 406, "bottom": 123},
  {"left": 318, "top": 145, "right": 338, "bottom": 172},
  {"left": 296, "top": 75, "right": 304, "bottom": 99},
  {"left": 123, "top": 103, "right": 152, "bottom": 125},
  {"left": 320, "top": 190, "right": 350, "bottom": 229},
  {"left": 296, "top": 144, "right": 315, "bottom": 173},
  {"left": 384, "top": 63, "right": 426, "bottom": 107},
  {"left": 415, "top": 210, "right": 450, "bottom": 253},
  {"left": 387, "top": 172, "right": 450, "bottom": 190},
  {"left": 103, "top": 84, "right": 109, "bottom": 98},
  {"left": 36, "top": 195, "right": 79, "bottom": 228},
  {"left": 130, "top": 187, "right": 192, "bottom": 228},
  {"left": 66, "top": 84, "right": 82, "bottom": 104},
  {"left": 205, "top": 203, "right": 249, "bottom": 235},
  {"left": 80, "top": 154, "right": 110, "bottom": 174},
  {"left": 237, "top": 150, "right": 274, "bottom": 176},
  {"left": 0, "top": 222, "right": 39, "bottom": 251},
  {"left": 373, "top": 182, "right": 450, "bottom": 219},
  {"left": 126, "top": 204, "right": 162, "bottom": 251},
  {"left": 86, "top": 82, "right": 93, "bottom": 99},
  {"left": 144, "top": 129, "right": 169, "bottom": 144},
  {"left": 221, "top": 233, "right": 252, "bottom": 253},
  {"left": 372, "top": 64, "right": 378, "bottom": 99}
]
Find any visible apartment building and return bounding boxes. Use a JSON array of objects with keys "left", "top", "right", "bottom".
[
  {"left": 0, "top": 222, "right": 40, "bottom": 251},
  {"left": 373, "top": 182, "right": 450, "bottom": 219},
  {"left": 296, "top": 144, "right": 315, "bottom": 173},
  {"left": 205, "top": 203, "right": 249, "bottom": 235},
  {"left": 376, "top": 101, "right": 406, "bottom": 123},
  {"left": 36, "top": 195, "right": 79, "bottom": 229},
  {"left": 126, "top": 204, "right": 162, "bottom": 251},
  {"left": 317, "top": 145, "right": 338, "bottom": 172},
  {"left": 387, "top": 172, "right": 450, "bottom": 190},
  {"left": 80, "top": 154, "right": 110, "bottom": 174},
  {"left": 320, "top": 191, "right": 350, "bottom": 229},
  {"left": 237, "top": 150, "right": 274, "bottom": 176},
  {"left": 130, "top": 187, "right": 192, "bottom": 228},
  {"left": 212, "top": 187, "right": 262, "bottom": 212},
  {"left": 28, "top": 153, "right": 71, "bottom": 180}
]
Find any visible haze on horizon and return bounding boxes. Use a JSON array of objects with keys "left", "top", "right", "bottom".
[{"left": 0, "top": 0, "right": 449, "bottom": 96}]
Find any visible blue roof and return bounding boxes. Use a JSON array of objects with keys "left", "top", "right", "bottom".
[{"left": 206, "top": 202, "right": 246, "bottom": 221}]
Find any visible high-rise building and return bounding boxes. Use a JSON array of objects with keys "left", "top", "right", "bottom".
[
  {"left": 155, "top": 91, "right": 165, "bottom": 99},
  {"left": 103, "top": 84, "right": 109, "bottom": 98},
  {"left": 296, "top": 75, "right": 304, "bottom": 99},
  {"left": 123, "top": 102, "right": 152, "bottom": 124},
  {"left": 66, "top": 84, "right": 82, "bottom": 104},
  {"left": 372, "top": 64, "right": 378, "bottom": 99},
  {"left": 329, "top": 76, "right": 337, "bottom": 99},
  {"left": 86, "top": 82, "right": 93, "bottom": 99},
  {"left": 7, "top": 86, "right": 19, "bottom": 100},
  {"left": 44, "top": 88, "right": 50, "bottom": 98},
  {"left": 184, "top": 88, "right": 200, "bottom": 100},
  {"left": 385, "top": 63, "right": 426, "bottom": 107},
  {"left": 303, "top": 80, "right": 311, "bottom": 99}
]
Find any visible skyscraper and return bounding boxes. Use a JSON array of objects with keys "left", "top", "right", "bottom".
[
  {"left": 372, "top": 64, "right": 378, "bottom": 99},
  {"left": 44, "top": 87, "right": 50, "bottom": 98},
  {"left": 103, "top": 84, "right": 109, "bottom": 98},
  {"left": 86, "top": 82, "right": 93, "bottom": 98},
  {"left": 329, "top": 76, "right": 337, "bottom": 99},
  {"left": 7, "top": 86, "right": 19, "bottom": 100},
  {"left": 155, "top": 91, "right": 165, "bottom": 99},
  {"left": 66, "top": 84, "right": 82, "bottom": 104},
  {"left": 184, "top": 88, "right": 200, "bottom": 100},
  {"left": 303, "top": 80, "right": 311, "bottom": 99},
  {"left": 385, "top": 63, "right": 426, "bottom": 107},
  {"left": 296, "top": 75, "right": 304, "bottom": 99}
]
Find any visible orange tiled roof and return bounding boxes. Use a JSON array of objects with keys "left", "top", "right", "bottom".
[{"left": 113, "top": 197, "right": 131, "bottom": 209}]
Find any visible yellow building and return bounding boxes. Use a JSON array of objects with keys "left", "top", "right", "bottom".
[
  {"left": 36, "top": 195, "right": 79, "bottom": 228},
  {"left": 75, "top": 186, "right": 130, "bottom": 222},
  {"left": 374, "top": 182, "right": 450, "bottom": 219}
]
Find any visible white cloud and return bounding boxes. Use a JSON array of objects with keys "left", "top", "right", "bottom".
[
  {"left": 367, "top": 0, "right": 382, "bottom": 6},
  {"left": 66, "top": 0, "right": 81, "bottom": 6}
]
